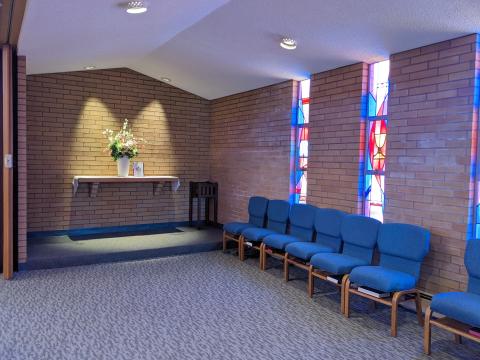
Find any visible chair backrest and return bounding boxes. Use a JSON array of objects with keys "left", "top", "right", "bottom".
[
  {"left": 340, "top": 215, "right": 380, "bottom": 263},
  {"left": 378, "top": 223, "right": 430, "bottom": 283},
  {"left": 288, "top": 204, "right": 316, "bottom": 241},
  {"left": 314, "top": 208, "right": 346, "bottom": 252},
  {"left": 247, "top": 196, "right": 269, "bottom": 227},
  {"left": 466, "top": 240, "right": 480, "bottom": 294},
  {"left": 266, "top": 200, "right": 290, "bottom": 234}
]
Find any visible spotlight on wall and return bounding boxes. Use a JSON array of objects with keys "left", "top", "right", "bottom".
[
  {"left": 280, "top": 37, "right": 297, "bottom": 50},
  {"left": 161, "top": 77, "right": 171, "bottom": 83},
  {"left": 84, "top": 66, "right": 96, "bottom": 70},
  {"left": 126, "top": 1, "right": 148, "bottom": 14}
]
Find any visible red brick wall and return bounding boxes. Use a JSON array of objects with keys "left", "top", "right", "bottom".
[
  {"left": 209, "top": 81, "right": 297, "bottom": 224},
  {"left": 386, "top": 34, "right": 479, "bottom": 293},
  {"left": 27, "top": 68, "right": 210, "bottom": 233},
  {"left": 307, "top": 63, "right": 369, "bottom": 214},
  {"left": 17, "top": 56, "right": 27, "bottom": 263}
]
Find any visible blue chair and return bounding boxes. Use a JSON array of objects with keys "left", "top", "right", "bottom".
[
  {"left": 424, "top": 240, "right": 480, "bottom": 354},
  {"left": 284, "top": 208, "right": 346, "bottom": 284},
  {"left": 309, "top": 214, "right": 380, "bottom": 309},
  {"left": 345, "top": 223, "right": 430, "bottom": 337},
  {"left": 222, "top": 196, "right": 268, "bottom": 258},
  {"left": 239, "top": 200, "right": 290, "bottom": 268},
  {"left": 261, "top": 204, "right": 316, "bottom": 272}
]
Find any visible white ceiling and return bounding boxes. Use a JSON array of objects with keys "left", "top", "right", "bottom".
[{"left": 19, "top": 0, "right": 480, "bottom": 99}]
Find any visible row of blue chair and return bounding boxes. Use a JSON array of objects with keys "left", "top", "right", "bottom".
[{"left": 223, "top": 196, "right": 430, "bottom": 338}]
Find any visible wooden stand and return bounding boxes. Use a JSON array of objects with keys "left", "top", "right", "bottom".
[{"left": 189, "top": 181, "right": 218, "bottom": 229}]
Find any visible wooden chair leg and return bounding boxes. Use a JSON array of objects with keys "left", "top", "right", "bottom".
[
  {"left": 284, "top": 253, "right": 289, "bottom": 282},
  {"left": 415, "top": 291, "right": 424, "bottom": 326},
  {"left": 343, "top": 277, "right": 351, "bottom": 318},
  {"left": 239, "top": 236, "right": 245, "bottom": 261},
  {"left": 368, "top": 300, "right": 377, "bottom": 312},
  {"left": 391, "top": 292, "right": 401, "bottom": 337},
  {"left": 423, "top": 306, "right": 432, "bottom": 355},
  {"left": 258, "top": 244, "right": 263, "bottom": 270},
  {"left": 261, "top": 243, "right": 267, "bottom": 271},
  {"left": 307, "top": 266, "right": 314, "bottom": 298},
  {"left": 222, "top": 231, "right": 227, "bottom": 252}
]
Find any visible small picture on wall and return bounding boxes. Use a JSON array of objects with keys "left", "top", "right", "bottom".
[{"left": 133, "top": 162, "right": 144, "bottom": 177}]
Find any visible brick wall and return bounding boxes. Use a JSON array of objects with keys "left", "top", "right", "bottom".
[
  {"left": 386, "top": 34, "right": 479, "bottom": 293},
  {"left": 27, "top": 68, "right": 210, "bottom": 233},
  {"left": 209, "top": 81, "right": 296, "bottom": 224},
  {"left": 17, "top": 56, "right": 27, "bottom": 263},
  {"left": 307, "top": 63, "right": 369, "bottom": 214},
  {"left": 22, "top": 35, "right": 480, "bottom": 294}
]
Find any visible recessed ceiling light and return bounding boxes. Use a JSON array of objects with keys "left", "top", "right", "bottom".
[
  {"left": 84, "top": 66, "right": 96, "bottom": 70},
  {"left": 280, "top": 37, "right": 297, "bottom": 50},
  {"left": 126, "top": 1, "right": 147, "bottom": 14},
  {"left": 161, "top": 77, "right": 171, "bottom": 83}
]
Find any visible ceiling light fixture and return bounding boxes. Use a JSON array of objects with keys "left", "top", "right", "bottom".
[
  {"left": 84, "top": 66, "right": 96, "bottom": 70},
  {"left": 280, "top": 37, "right": 297, "bottom": 50},
  {"left": 161, "top": 77, "right": 171, "bottom": 83},
  {"left": 126, "top": 1, "right": 147, "bottom": 14}
]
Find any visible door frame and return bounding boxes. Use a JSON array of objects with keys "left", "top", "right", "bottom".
[{"left": 2, "top": 44, "right": 18, "bottom": 278}]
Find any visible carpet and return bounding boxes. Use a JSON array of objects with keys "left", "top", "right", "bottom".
[{"left": 0, "top": 251, "right": 478, "bottom": 359}]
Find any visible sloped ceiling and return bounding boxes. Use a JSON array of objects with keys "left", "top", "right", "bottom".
[{"left": 19, "top": 0, "right": 480, "bottom": 99}]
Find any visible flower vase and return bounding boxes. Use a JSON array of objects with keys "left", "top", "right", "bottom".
[{"left": 117, "top": 157, "right": 130, "bottom": 177}]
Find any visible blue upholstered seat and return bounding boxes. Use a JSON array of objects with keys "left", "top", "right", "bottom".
[
  {"left": 310, "top": 214, "right": 380, "bottom": 274},
  {"left": 223, "top": 196, "right": 268, "bottom": 235},
  {"left": 263, "top": 203, "right": 316, "bottom": 250},
  {"left": 224, "top": 222, "right": 253, "bottom": 236},
  {"left": 430, "top": 240, "right": 480, "bottom": 327},
  {"left": 310, "top": 253, "right": 368, "bottom": 275},
  {"left": 242, "top": 227, "right": 277, "bottom": 242},
  {"left": 350, "top": 266, "right": 416, "bottom": 292},
  {"left": 350, "top": 223, "right": 430, "bottom": 292},
  {"left": 241, "top": 199, "right": 290, "bottom": 242},
  {"left": 286, "top": 208, "right": 345, "bottom": 261},
  {"left": 285, "top": 242, "right": 335, "bottom": 260},
  {"left": 431, "top": 292, "right": 480, "bottom": 328},
  {"left": 264, "top": 234, "right": 303, "bottom": 250}
]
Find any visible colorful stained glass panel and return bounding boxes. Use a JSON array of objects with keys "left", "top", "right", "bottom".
[
  {"left": 368, "top": 60, "right": 390, "bottom": 117},
  {"left": 291, "top": 79, "right": 310, "bottom": 204},
  {"left": 367, "top": 119, "right": 387, "bottom": 172},
  {"left": 364, "top": 60, "right": 389, "bottom": 223}
]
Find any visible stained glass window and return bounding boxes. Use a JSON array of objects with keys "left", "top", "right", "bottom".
[
  {"left": 364, "top": 60, "right": 390, "bottom": 222},
  {"left": 292, "top": 79, "right": 310, "bottom": 204}
]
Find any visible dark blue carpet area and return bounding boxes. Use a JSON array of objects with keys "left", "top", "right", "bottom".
[{"left": 24, "top": 226, "right": 222, "bottom": 270}]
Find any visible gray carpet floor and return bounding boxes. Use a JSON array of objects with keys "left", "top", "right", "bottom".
[{"left": 0, "top": 251, "right": 479, "bottom": 359}]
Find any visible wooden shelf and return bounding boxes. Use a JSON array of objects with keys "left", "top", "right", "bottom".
[{"left": 72, "top": 176, "right": 180, "bottom": 197}]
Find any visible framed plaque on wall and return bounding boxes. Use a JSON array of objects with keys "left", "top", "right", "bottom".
[{"left": 133, "top": 162, "right": 144, "bottom": 177}]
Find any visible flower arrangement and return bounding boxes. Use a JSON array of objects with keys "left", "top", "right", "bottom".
[{"left": 103, "top": 119, "right": 145, "bottom": 161}]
